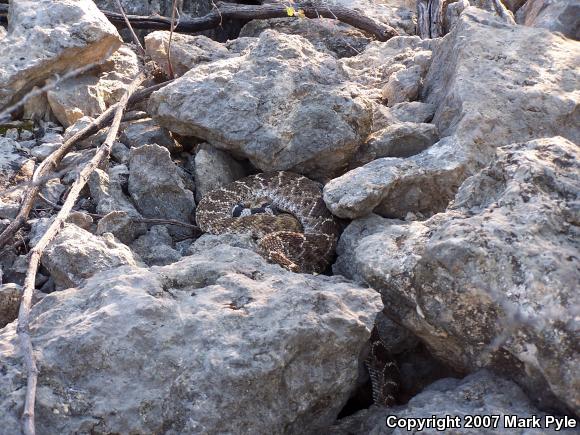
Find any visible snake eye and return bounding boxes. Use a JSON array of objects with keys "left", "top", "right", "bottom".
[{"left": 232, "top": 204, "right": 244, "bottom": 217}]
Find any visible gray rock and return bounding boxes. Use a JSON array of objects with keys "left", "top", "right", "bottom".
[
  {"left": 388, "top": 101, "right": 436, "bottom": 123},
  {"left": 192, "top": 143, "right": 248, "bottom": 202},
  {"left": 96, "top": 210, "right": 140, "bottom": 244},
  {"left": 333, "top": 137, "right": 580, "bottom": 413},
  {"left": 324, "top": 9, "right": 579, "bottom": 219},
  {"left": 42, "top": 224, "right": 140, "bottom": 289},
  {"left": 240, "top": 17, "right": 371, "bottom": 58},
  {"left": 0, "top": 283, "right": 20, "bottom": 328},
  {"left": 382, "top": 65, "right": 423, "bottom": 106},
  {"left": 110, "top": 141, "right": 130, "bottom": 164},
  {"left": 30, "top": 142, "right": 61, "bottom": 161},
  {"left": 89, "top": 167, "right": 140, "bottom": 217},
  {"left": 352, "top": 122, "right": 439, "bottom": 167},
  {"left": 46, "top": 45, "right": 140, "bottom": 127},
  {"left": 38, "top": 178, "right": 65, "bottom": 206},
  {"left": 0, "top": 137, "right": 28, "bottom": 189},
  {"left": 0, "top": 0, "right": 121, "bottom": 110},
  {"left": 119, "top": 118, "right": 179, "bottom": 153},
  {"left": 0, "top": 242, "right": 381, "bottom": 434},
  {"left": 144, "top": 31, "right": 231, "bottom": 77},
  {"left": 332, "top": 371, "right": 574, "bottom": 434},
  {"left": 66, "top": 211, "right": 93, "bottom": 231},
  {"left": 149, "top": 30, "right": 373, "bottom": 181},
  {"left": 339, "top": 36, "right": 434, "bottom": 102},
  {"left": 130, "top": 225, "right": 181, "bottom": 266},
  {"left": 128, "top": 145, "right": 195, "bottom": 238},
  {"left": 516, "top": 0, "right": 579, "bottom": 39}
]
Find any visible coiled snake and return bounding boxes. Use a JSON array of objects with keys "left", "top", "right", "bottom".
[{"left": 196, "top": 171, "right": 399, "bottom": 406}]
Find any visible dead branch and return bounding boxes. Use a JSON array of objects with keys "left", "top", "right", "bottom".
[
  {"left": 0, "top": 50, "right": 116, "bottom": 123},
  {"left": 37, "top": 193, "right": 201, "bottom": 232},
  {"left": 17, "top": 72, "right": 146, "bottom": 435},
  {"left": 0, "top": 80, "right": 172, "bottom": 250},
  {"left": 113, "top": 0, "right": 146, "bottom": 57},
  {"left": 99, "top": 2, "right": 399, "bottom": 41}
]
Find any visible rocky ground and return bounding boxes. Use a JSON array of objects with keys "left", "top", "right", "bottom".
[{"left": 0, "top": 0, "right": 578, "bottom": 434}]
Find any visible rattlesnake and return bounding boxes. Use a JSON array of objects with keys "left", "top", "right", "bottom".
[{"left": 196, "top": 171, "right": 399, "bottom": 406}]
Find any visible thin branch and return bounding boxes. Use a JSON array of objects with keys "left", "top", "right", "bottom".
[
  {"left": 113, "top": 0, "right": 146, "bottom": 57},
  {"left": 167, "top": 0, "right": 179, "bottom": 79},
  {"left": 37, "top": 193, "right": 200, "bottom": 232},
  {"left": 17, "top": 72, "right": 146, "bottom": 435},
  {"left": 0, "top": 49, "right": 116, "bottom": 123},
  {"left": 0, "top": 80, "right": 172, "bottom": 250}
]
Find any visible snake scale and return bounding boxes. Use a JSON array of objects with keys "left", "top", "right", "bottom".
[{"left": 196, "top": 171, "right": 399, "bottom": 406}]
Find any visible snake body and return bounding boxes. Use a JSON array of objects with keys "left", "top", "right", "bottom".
[{"left": 196, "top": 171, "right": 399, "bottom": 406}]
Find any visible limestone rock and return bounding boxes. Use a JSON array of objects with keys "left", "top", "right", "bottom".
[
  {"left": 332, "top": 371, "right": 574, "bottom": 434},
  {"left": 516, "top": 0, "right": 580, "bottom": 40},
  {"left": 0, "top": 284, "right": 20, "bottom": 329},
  {"left": 192, "top": 143, "right": 248, "bottom": 202},
  {"left": 144, "top": 32, "right": 231, "bottom": 77},
  {"left": 130, "top": 225, "right": 181, "bottom": 266},
  {"left": 0, "top": 243, "right": 381, "bottom": 433},
  {"left": 382, "top": 65, "right": 423, "bottom": 106},
  {"left": 334, "top": 137, "right": 580, "bottom": 413},
  {"left": 240, "top": 17, "right": 371, "bottom": 58},
  {"left": 352, "top": 122, "right": 439, "bottom": 167},
  {"left": 149, "top": 30, "right": 373, "bottom": 181},
  {"left": 96, "top": 210, "right": 139, "bottom": 245},
  {"left": 324, "top": 9, "right": 579, "bottom": 219},
  {"left": 339, "top": 36, "right": 434, "bottom": 102},
  {"left": 88, "top": 166, "right": 142, "bottom": 219},
  {"left": 119, "top": 118, "right": 179, "bottom": 153},
  {"left": 42, "top": 224, "right": 140, "bottom": 289},
  {"left": 0, "top": 0, "right": 121, "bottom": 110},
  {"left": 46, "top": 45, "right": 140, "bottom": 127},
  {"left": 128, "top": 144, "right": 195, "bottom": 238}
]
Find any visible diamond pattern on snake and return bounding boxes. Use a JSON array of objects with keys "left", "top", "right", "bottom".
[{"left": 196, "top": 170, "right": 398, "bottom": 406}]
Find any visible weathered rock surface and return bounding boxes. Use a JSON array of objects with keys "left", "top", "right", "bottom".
[
  {"left": 130, "top": 225, "right": 181, "bottom": 266},
  {"left": 192, "top": 143, "right": 248, "bottom": 202},
  {"left": 0, "top": 284, "right": 20, "bottom": 329},
  {"left": 88, "top": 166, "right": 142, "bottom": 219},
  {"left": 95, "top": 210, "right": 140, "bottom": 245},
  {"left": 149, "top": 30, "right": 373, "bottom": 181},
  {"left": 324, "top": 9, "right": 579, "bottom": 219},
  {"left": 144, "top": 32, "right": 231, "bottom": 77},
  {"left": 0, "top": 243, "right": 381, "bottom": 434},
  {"left": 0, "top": 0, "right": 121, "bottom": 110},
  {"left": 240, "top": 17, "right": 371, "bottom": 58},
  {"left": 119, "top": 118, "right": 179, "bottom": 153},
  {"left": 352, "top": 122, "right": 439, "bottom": 167},
  {"left": 334, "top": 137, "right": 580, "bottom": 413},
  {"left": 516, "top": 0, "right": 580, "bottom": 40},
  {"left": 128, "top": 144, "right": 195, "bottom": 237},
  {"left": 333, "top": 371, "right": 575, "bottom": 434},
  {"left": 46, "top": 45, "right": 140, "bottom": 127},
  {"left": 42, "top": 224, "right": 140, "bottom": 289}
]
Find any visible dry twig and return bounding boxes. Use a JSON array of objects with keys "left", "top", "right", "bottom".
[
  {"left": 0, "top": 80, "right": 172, "bottom": 250},
  {"left": 98, "top": 2, "right": 399, "bottom": 41},
  {"left": 17, "top": 72, "right": 146, "bottom": 435},
  {"left": 113, "top": 0, "right": 146, "bottom": 57}
]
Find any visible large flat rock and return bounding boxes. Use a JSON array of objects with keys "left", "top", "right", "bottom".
[
  {"left": 148, "top": 30, "right": 373, "bottom": 181},
  {"left": 0, "top": 243, "right": 381, "bottom": 434}
]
